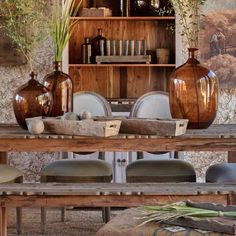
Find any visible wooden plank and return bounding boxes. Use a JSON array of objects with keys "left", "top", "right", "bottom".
[
  {"left": 0, "top": 207, "right": 7, "bottom": 236},
  {"left": 0, "top": 195, "right": 228, "bottom": 208},
  {"left": 70, "top": 16, "right": 176, "bottom": 20},
  {"left": 120, "top": 67, "right": 128, "bottom": 98},
  {"left": 69, "top": 64, "right": 176, "bottom": 67},
  {"left": 228, "top": 151, "right": 236, "bottom": 163},
  {"left": 1, "top": 124, "right": 236, "bottom": 152},
  {"left": 0, "top": 183, "right": 235, "bottom": 195},
  {"left": 0, "top": 152, "right": 7, "bottom": 165},
  {"left": 1, "top": 136, "right": 236, "bottom": 152},
  {"left": 96, "top": 56, "right": 151, "bottom": 64}
]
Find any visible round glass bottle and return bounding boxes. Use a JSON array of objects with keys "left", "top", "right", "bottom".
[
  {"left": 43, "top": 61, "right": 73, "bottom": 117},
  {"left": 13, "top": 72, "right": 52, "bottom": 129},
  {"left": 169, "top": 48, "right": 219, "bottom": 129}
]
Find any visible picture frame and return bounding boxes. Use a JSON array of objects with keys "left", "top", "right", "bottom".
[{"left": 199, "top": 0, "right": 236, "bottom": 88}]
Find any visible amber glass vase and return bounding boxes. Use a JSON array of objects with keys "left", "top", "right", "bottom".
[
  {"left": 13, "top": 72, "right": 52, "bottom": 130},
  {"left": 43, "top": 61, "right": 73, "bottom": 117},
  {"left": 169, "top": 48, "right": 219, "bottom": 129}
]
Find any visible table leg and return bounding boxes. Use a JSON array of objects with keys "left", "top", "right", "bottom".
[
  {"left": 0, "top": 152, "right": 7, "bottom": 165},
  {"left": 228, "top": 151, "right": 236, "bottom": 163},
  {"left": 0, "top": 152, "right": 8, "bottom": 236},
  {"left": 0, "top": 207, "right": 7, "bottom": 236}
]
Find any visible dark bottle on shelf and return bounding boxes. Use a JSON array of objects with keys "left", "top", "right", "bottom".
[
  {"left": 130, "top": 0, "right": 160, "bottom": 16},
  {"left": 81, "top": 37, "right": 92, "bottom": 64},
  {"left": 92, "top": 28, "right": 106, "bottom": 63},
  {"left": 120, "top": 0, "right": 130, "bottom": 16}
]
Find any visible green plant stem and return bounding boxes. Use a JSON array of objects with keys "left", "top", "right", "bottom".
[{"left": 177, "top": 1, "right": 193, "bottom": 48}]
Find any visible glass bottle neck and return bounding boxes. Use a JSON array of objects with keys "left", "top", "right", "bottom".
[
  {"left": 53, "top": 61, "right": 62, "bottom": 71},
  {"left": 187, "top": 48, "right": 200, "bottom": 64},
  {"left": 97, "top": 28, "right": 103, "bottom": 36},
  {"left": 28, "top": 72, "right": 38, "bottom": 85}
]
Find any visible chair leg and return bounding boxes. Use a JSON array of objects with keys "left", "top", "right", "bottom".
[
  {"left": 61, "top": 207, "right": 65, "bottom": 222},
  {"left": 102, "top": 207, "right": 111, "bottom": 223},
  {"left": 40, "top": 207, "right": 46, "bottom": 234},
  {"left": 16, "top": 207, "right": 22, "bottom": 234}
]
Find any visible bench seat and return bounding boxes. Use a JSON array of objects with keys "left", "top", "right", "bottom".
[{"left": 0, "top": 183, "right": 236, "bottom": 236}]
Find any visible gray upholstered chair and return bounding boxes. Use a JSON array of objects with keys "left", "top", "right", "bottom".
[
  {"left": 126, "top": 160, "right": 196, "bottom": 183},
  {"left": 206, "top": 163, "right": 236, "bottom": 183},
  {"left": 40, "top": 91, "right": 113, "bottom": 233},
  {"left": 0, "top": 164, "right": 23, "bottom": 234},
  {"left": 205, "top": 163, "right": 236, "bottom": 205},
  {"left": 126, "top": 91, "right": 196, "bottom": 183}
]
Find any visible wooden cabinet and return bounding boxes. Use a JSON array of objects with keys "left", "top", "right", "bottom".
[{"left": 68, "top": 3, "right": 175, "bottom": 101}]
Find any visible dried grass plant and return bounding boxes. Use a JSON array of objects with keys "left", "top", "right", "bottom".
[
  {"left": 137, "top": 202, "right": 236, "bottom": 227},
  {"left": 50, "top": 0, "right": 81, "bottom": 62}
]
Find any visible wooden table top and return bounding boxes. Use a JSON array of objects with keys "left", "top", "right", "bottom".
[
  {"left": 0, "top": 124, "right": 236, "bottom": 152},
  {"left": 1, "top": 182, "right": 236, "bottom": 195}
]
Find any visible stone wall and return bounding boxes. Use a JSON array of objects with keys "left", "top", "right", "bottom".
[{"left": 0, "top": 35, "right": 60, "bottom": 182}]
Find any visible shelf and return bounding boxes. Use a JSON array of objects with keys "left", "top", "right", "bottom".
[
  {"left": 70, "top": 16, "right": 175, "bottom": 21},
  {"left": 69, "top": 64, "right": 176, "bottom": 67}
]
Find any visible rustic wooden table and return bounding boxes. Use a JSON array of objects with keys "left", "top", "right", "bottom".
[{"left": 1, "top": 123, "right": 236, "bottom": 236}]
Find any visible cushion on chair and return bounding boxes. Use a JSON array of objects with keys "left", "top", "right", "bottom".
[
  {"left": 126, "top": 160, "right": 196, "bottom": 183},
  {"left": 206, "top": 163, "right": 236, "bottom": 183},
  {"left": 41, "top": 160, "right": 112, "bottom": 180},
  {"left": 0, "top": 164, "right": 23, "bottom": 183}
]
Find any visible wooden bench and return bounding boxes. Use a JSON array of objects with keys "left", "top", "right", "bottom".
[{"left": 0, "top": 182, "right": 236, "bottom": 236}]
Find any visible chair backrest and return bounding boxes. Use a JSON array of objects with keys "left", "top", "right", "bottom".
[
  {"left": 130, "top": 91, "right": 172, "bottom": 159},
  {"left": 73, "top": 91, "right": 112, "bottom": 158},
  {"left": 73, "top": 91, "right": 112, "bottom": 117},
  {"left": 130, "top": 91, "right": 171, "bottom": 119}
]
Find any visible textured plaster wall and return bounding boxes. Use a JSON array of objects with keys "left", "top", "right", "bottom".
[
  {"left": 181, "top": 89, "right": 236, "bottom": 182},
  {"left": 0, "top": 36, "right": 60, "bottom": 182}
]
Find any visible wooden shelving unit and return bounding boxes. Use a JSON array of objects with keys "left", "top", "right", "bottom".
[
  {"left": 69, "top": 64, "right": 176, "bottom": 67},
  {"left": 70, "top": 16, "right": 175, "bottom": 20},
  {"left": 68, "top": 1, "right": 176, "bottom": 100}
]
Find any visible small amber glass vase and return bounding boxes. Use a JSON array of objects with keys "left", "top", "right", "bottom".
[
  {"left": 13, "top": 72, "right": 53, "bottom": 130},
  {"left": 169, "top": 48, "right": 219, "bottom": 129},
  {"left": 43, "top": 61, "right": 73, "bottom": 117}
]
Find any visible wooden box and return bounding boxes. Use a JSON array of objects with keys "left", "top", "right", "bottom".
[
  {"left": 95, "top": 117, "right": 188, "bottom": 136},
  {"left": 80, "top": 7, "right": 112, "bottom": 17},
  {"left": 43, "top": 119, "right": 121, "bottom": 137}
]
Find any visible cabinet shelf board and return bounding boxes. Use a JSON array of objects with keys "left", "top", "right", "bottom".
[
  {"left": 69, "top": 64, "right": 176, "bottom": 67},
  {"left": 70, "top": 16, "right": 175, "bottom": 21}
]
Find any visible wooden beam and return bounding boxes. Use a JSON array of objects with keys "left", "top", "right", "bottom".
[
  {"left": 1, "top": 138, "right": 236, "bottom": 152},
  {"left": 0, "top": 207, "right": 7, "bottom": 236},
  {"left": 228, "top": 151, "right": 236, "bottom": 163},
  {"left": 0, "top": 152, "right": 7, "bottom": 165},
  {"left": 0, "top": 194, "right": 228, "bottom": 208},
  {"left": 120, "top": 67, "right": 127, "bottom": 98}
]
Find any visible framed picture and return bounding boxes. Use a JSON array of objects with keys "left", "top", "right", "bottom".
[{"left": 199, "top": 0, "right": 236, "bottom": 88}]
